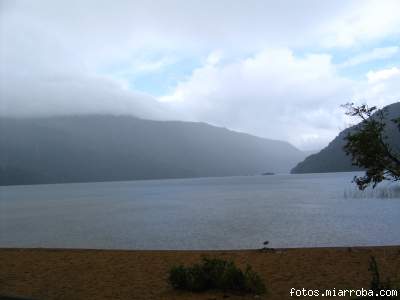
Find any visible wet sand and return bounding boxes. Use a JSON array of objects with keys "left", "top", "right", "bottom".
[{"left": 1, "top": 246, "right": 400, "bottom": 299}]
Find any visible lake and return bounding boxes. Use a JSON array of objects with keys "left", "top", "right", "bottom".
[{"left": 1, "top": 172, "right": 400, "bottom": 249}]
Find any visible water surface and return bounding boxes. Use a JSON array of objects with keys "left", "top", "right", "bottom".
[{"left": 1, "top": 172, "right": 400, "bottom": 249}]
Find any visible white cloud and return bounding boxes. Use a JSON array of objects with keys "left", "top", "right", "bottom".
[
  {"left": 133, "top": 57, "right": 176, "bottom": 73},
  {"left": 160, "top": 48, "right": 400, "bottom": 150},
  {"left": 341, "top": 47, "right": 399, "bottom": 67},
  {"left": 206, "top": 51, "right": 224, "bottom": 66},
  {"left": 367, "top": 67, "right": 400, "bottom": 83},
  {"left": 160, "top": 49, "right": 353, "bottom": 150},
  {"left": 321, "top": 0, "right": 400, "bottom": 47},
  {"left": 4, "top": 0, "right": 396, "bottom": 66},
  {"left": 354, "top": 67, "right": 400, "bottom": 109}
]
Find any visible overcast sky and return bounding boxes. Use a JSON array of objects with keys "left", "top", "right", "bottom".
[{"left": 1, "top": 0, "right": 400, "bottom": 150}]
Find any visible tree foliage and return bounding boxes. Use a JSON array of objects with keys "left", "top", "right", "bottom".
[{"left": 343, "top": 103, "right": 400, "bottom": 190}]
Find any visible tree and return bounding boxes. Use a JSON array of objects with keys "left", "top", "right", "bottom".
[{"left": 343, "top": 103, "right": 400, "bottom": 190}]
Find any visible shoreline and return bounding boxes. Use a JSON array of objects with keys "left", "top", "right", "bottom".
[
  {"left": 2, "top": 244, "right": 400, "bottom": 251},
  {"left": 1, "top": 246, "right": 400, "bottom": 299}
]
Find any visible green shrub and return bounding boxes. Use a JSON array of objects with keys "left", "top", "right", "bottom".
[{"left": 168, "top": 257, "right": 266, "bottom": 295}]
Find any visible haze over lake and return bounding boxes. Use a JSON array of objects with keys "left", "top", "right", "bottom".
[{"left": 1, "top": 172, "right": 400, "bottom": 250}]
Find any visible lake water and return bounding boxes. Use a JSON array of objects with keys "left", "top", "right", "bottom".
[{"left": 1, "top": 172, "right": 400, "bottom": 250}]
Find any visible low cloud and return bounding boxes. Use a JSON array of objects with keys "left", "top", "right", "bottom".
[
  {"left": 0, "top": 13, "right": 174, "bottom": 120},
  {"left": 1, "top": 0, "right": 400, "bottom": 150}
]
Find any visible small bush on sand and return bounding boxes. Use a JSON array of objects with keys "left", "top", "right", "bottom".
[{"left": 168, "top": 257, "right": 266, "bottom": 295}]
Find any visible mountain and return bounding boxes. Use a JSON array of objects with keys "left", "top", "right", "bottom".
[
  {"left": 0, "top": 115, "right": 305, "bottom": 185},
  {"left": 291, "top": 102, "right": 400, "bottom": 174}
]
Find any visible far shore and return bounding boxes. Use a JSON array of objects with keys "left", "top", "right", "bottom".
[{"left": 1, "top": 246, "right": 400, "bottom": 300}]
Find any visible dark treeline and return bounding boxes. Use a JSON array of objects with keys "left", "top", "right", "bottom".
[
  {"left": 0, "top": 115, "right": 305, "bottom": 185},
  {"left": 291, "top": 102, "right": 400, "bottom": 174}
]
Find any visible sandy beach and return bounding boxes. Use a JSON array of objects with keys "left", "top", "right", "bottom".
[{"left": 1, "top": 246, "right": 400, "bottom": 299}]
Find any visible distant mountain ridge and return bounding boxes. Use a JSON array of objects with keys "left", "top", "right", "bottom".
[
  {"left": 0, "top": 115, "right": 306, "bottom": 185},
  {"left": 291, "top": 102, "right": 400, "bottom": 174}
]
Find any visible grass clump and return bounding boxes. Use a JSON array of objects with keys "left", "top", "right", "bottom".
[
  {"left": 354, "top": 256, "right": 400, "bottom": 300},
  {"left": 168, "top": 257, "right": 266, "bottom": 295}
]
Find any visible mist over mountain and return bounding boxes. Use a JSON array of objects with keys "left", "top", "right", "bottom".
[
  {"left": 0, "top": 115, "right": 306, "bottom": 185},
  {"left": 291, "top": 102, "right": 400, "bottom": 174}
]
